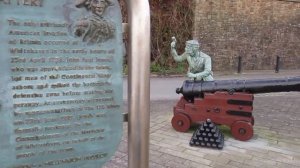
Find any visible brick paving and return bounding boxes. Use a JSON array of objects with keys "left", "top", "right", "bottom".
[{"left": 105, "top": 73, "right": 300, "bottom": 168}]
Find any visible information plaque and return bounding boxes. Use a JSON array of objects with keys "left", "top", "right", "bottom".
[{"left": 0, "top": 0, "right": 123, "bottom": 167}]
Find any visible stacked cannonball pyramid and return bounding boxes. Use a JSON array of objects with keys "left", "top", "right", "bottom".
[{"left": 190, "top": 119, "right": 224, "bottom": 149}]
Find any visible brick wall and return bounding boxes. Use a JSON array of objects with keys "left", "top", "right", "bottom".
[{"left": 193, "top": 0, "right": 300, "bottom": 71}]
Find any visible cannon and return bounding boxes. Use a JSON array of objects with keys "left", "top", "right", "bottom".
[{"left": 172, "top": 76, "right": 300, "bottom": 141}]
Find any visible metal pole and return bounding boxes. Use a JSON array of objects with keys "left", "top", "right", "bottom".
[{"left": 127, "top": 0, "right": 151, "bottom": 168}]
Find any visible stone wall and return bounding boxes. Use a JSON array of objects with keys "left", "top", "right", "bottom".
[{"left": 193, "top": 0, "right": 300, "bottom": 71}]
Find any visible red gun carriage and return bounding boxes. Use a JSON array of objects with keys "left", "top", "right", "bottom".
[{"left": 172, "top": 77, "right": 300, "bottom": 141}]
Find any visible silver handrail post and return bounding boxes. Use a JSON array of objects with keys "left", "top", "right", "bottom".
[{"left": 127, "top": 0, "right": 151, "bottom": 168}]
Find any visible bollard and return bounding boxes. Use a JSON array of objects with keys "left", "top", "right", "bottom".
[
  {"left": 237, "top": 56, "right": 242, "bottom": 73},
  {"left": 275, "top": 56, "right": 280, "bottom": 73}
]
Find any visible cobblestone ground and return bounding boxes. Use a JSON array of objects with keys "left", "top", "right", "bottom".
[{"left": 104, "top": 92, "right": 300, "bottom": 168}]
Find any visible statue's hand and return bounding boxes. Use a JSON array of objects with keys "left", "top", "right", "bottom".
[
  {"left": 74, "top": 20, "right": 89, "bottom": 37},
  {"left": 171, "top": 36, "right": 176, "bottom": 49},
  {"left": 75, "top": 28, "right": 85, "bottom": 37},
  {"left": 187, "top": 72, "right": 196, "bottom": 78}
]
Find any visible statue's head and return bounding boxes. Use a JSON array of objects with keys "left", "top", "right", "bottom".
[
  {"left": 76, "top": 0, "right": 113, "bottom": 17},
  {"left": 185, "top": 40, "right": 200, "bottom": 57}
]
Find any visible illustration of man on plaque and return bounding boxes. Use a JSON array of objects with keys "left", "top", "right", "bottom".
[{"left": 74, "top": 0, "right": 115, "bottom": 44}]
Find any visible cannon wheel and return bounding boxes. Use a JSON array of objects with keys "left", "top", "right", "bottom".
[
  {"left": 231, "top": 121, "right": 253, "bottom": 141},
  {"left": 171, "top": 113, "right": 191, "bottom": 132}
]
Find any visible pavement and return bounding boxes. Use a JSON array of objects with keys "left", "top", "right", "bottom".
[{"left": 104, "top": 70, "right": 300, "bottom": 168}]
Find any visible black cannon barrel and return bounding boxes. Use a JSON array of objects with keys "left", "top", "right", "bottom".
[{"left": 176, "top": 76, "right": 300, "bottom": 98}]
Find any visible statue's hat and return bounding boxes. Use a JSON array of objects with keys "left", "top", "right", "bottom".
[
  {"left": 186, "top": 40, "right": 200, "bottom": 47},
  {"left": 75, "top": 0, "right": 114, "bottom": 8}
]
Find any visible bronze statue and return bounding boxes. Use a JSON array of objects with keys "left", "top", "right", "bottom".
[
  {"left": 74, "top": 0, "right": 115, "bottom": 44},
  {"left": 171, "top": 37, "right": 213, "bottom": 81}
]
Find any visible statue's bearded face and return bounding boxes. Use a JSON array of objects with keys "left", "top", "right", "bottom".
[{"left": 90, "top": 0, "right": 108, "bottom": 17}]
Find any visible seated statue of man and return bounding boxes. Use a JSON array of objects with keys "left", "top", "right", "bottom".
[{"left": 170, "top": 37, "right": 213, "bottom": 81}]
